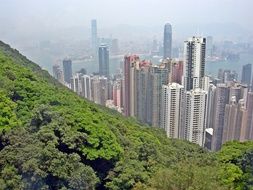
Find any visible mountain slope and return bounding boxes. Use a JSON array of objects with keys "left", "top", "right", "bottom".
[{"left": 0, "top": 41, "right": 252, "bottom": 190}]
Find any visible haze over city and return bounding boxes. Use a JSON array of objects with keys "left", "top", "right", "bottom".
[{"left": 1, "top": 0, "right": 253, "bottom": 43}]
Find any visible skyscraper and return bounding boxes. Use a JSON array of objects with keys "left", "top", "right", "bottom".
[
  {"left": 183, "top": 37, "right": 206, "bottom": 91},
  {"left": 123, "top": 55, "right": 140, "bottom": 117},
  {"left": 98, "top": 44, "right": 109, "bottom": 77},
  {"left": 211, "top": 84, "right": 230, "bottom": 151},
  {"left": 123, "top": 56, "right": 169, "bottom": 125},
  {"left": 113, "top": 80, "right": 122, "bottom": 108},
  {"left": 70, "top": 73, "right": 82, "bottom": 95},
  {"left": 246, "top": 92, "right": 253, "bottom": 140},
  {"left": 163, "top": 23, "right": 172, "bottom": 59},
  {"left": 241, "top": 63, "right": 252, "bottom": 88},
  {"left": 99, "top": 76, "right": 109, "bottom": 105},
  {"left": 80, "top": 75, "right": 92, "bottom": 100},
  {"left": 211, "top": 82, "right": 248, "bottom": 151},
  {"left": 52, "top": 64, "right": 64, "bottom": 84},
  {"left": 222, "top": 98, "right": 248, "bottom": 144},
  {"left": 183, "top": 88, "right": 207, "bottom": 146},
  {"left": 135, "top": 61, "right": 152, "bottom": 123},
  {"left": 171, "top": 60, "right": 184, "bottom": 84},
  {"left": 91, "top": 19, "right": 97, "bottom": 51},
  {"left": 149, "top": 65, "right": 169, "bottom": 127},
  {"left": 91, "top": 76, "right": 108, "bottom": 105},
  {"left": 63, "top": 59, "right": 72, "bottom": 84},
  {"left": 160, "top": 83, "right": 184, "bottom": 138},
  {"left": 206, "top": 84, "right": 216, "bottom": 129},
  {"left": 252, "top": 78, "right": 253, "bottom": 92}
]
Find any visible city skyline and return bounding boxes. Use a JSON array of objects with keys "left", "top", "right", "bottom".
[
  {"left": 53, "top": 26, "right": 253, "bottom": 150},
  {"left": 1, "top": 1, "right": 252, "bottom": 151},
  {"left": 1, "top": 1, "right": 253, "bottom": 189}
]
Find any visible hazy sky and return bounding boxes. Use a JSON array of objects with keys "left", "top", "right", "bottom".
[
  {"left": 0, "top": 0, "right": 253, "bottom": 43},
  {"left": 1, "top": 0, "right": 252, "bottom": 27}
]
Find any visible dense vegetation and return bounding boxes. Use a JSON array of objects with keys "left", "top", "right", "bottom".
[{"left": 0, "top": 41, "right": 252, "bottom": 189}]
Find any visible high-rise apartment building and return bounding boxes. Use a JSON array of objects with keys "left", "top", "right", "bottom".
[
  {"left": 52, "top": 64, "right": 64, "bottom": 84},
  {"left": 70, "top": 74, "right": 82, "bottom": 95},
  {"left": 183, "top": 88, "right": 207, "bottom": 146},
  {"left": 206, "top": 84, "right": 216, "bottom": 129},
  {"left": 252, "top": 78, "right": 253, "bottom": 92},
  {"left": 211, "top": 84, "right": 230, "bottom": 151},
  {"left": 241, "top": 63, "right": 252, "bottom": 88},
  {"left": 123, "top": 55, "right": 170, "bottom": 126},
  {"left": 123, "top": 55, "right": 140, "bottom": 117},
  {"left": 211, "top": 82, "right": 248, "bottom": 150},
  {"left": 98, "top": 44, "right": 109, "bottom": 77},
  {"left": 163, "top": 23, "right": 172, "bottom": 59},
  {"left": 80, "top": 75, "right": 92, "bottom": 100},
  {"left": 160, "top": 83, "right": 184, "bottom": 138},
  {"left": 113, "top": 80, "right": 122, "bottom": 108},
  {"left": 170, "top": 60, "right": 183, "bottom": 84},
  {"left": 149, "top": 65, "right": 169, "bottom": 127},
  {"left": 99, "top": 77, "right": 109, "bottom": 106},
  {"left": 228, "top": 83, "right": 248, "bottom": 105},
  {"left": 135, "top": 60, "right": 152, "bottom": 123},
  {"left": 222, "top": 97, "right": 248, "bottom": 144},
  {"left": 91, "top": 76, "right": 100, "bottom": 104},
  {"left": 91, "top": 76, "right": 108, "bottom": 106},
  {"left": 246, "top": 92, "right": 253, "bottom": 139},
  {"left": 183, "top": 37, "right": 206, "bottom": 91},
  {"left": 63, "top": 59, "right": 72, "bottom": 84}
]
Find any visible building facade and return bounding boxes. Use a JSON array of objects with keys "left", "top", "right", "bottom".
[
  {"left": 98, "top": 44, "right": 109, "bottom": 77},
  {"left": 63, "top": 59, "right": 72, "bottom": 84},
  {"left": 183, "top": 88, "right": 207, "bottom": 146},
  {"left": 241, "top": 63, "right": 252, "bottom": 88},
  {"left": 163, "top": 23, "right": 172, "bottom": 59},
  {"left": 160, "top": 83, "right": 184, "bottom": 138},
  {"left": 183, "top": 37, "right": 206, "bottom": 91}
]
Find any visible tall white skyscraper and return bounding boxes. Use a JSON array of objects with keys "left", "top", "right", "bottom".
[
  {"left": 81, "top": 75, "right": 92, "bottom": 100},
  {"left": 183, "top": 88, "right": 207, "bottom": 146},
  {"left": 70, "top": 74, "right": 81, "bottom": 95},
  {"left": 183, "top": 37, "right": 206, "bottom": 91},
  {"left": 160, "top": 83, "right": 184, "bottom": 138}
]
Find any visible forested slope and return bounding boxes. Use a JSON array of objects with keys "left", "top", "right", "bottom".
[{"left": 0, "top": 41, "right": 252, "bottom": 190}]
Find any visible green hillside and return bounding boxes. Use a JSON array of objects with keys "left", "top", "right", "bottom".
[{"left": 0, "top": 41, "right": 252, "bottom": 190}]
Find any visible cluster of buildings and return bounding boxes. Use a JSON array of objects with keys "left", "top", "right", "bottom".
[
  {"left": 52, "top": 21, "right": 253, "bottom": 151},
  {"left": 53, "top": 45, "right": 123, "bottom": 113},
  {"left": 123, "top": 36, "right": 208, "bottom": 147}
]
